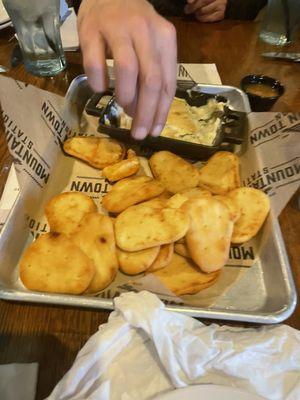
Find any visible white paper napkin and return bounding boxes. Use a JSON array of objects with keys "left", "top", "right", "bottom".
[
  {"left": 46, "top": 291, "right": 300, "bottom": 400},
  {"left": 0, "top": 1, "right": 9, "bottom": 26},
  {"left": 0, "top": 164, "right": 19, "bottom": 231},
  {"left": 0, "top": 363, "right": 39, "bottom": 400}
]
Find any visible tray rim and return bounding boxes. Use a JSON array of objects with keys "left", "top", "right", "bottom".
[{"left": 66, "top": 74, "right": 252, "bottom": 113}]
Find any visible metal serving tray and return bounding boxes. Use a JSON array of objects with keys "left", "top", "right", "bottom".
[{"left": 0, "top": 75, "right": 296, "bottom": 323}]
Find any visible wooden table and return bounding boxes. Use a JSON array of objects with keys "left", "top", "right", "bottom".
[{"left": 0, "top": 19, "right": 299, "bottom": 400}]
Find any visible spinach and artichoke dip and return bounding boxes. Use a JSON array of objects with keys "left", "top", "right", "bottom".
[
  {"left": 106, "top": 97, "right": 227, "bottom": 146},
  {"left": 160, "top": 97, "right": 226, "bottom": 145}
]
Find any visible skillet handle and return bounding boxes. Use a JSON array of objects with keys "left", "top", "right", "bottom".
[
  {"left": 222, "top": 110, "right": 248, "bottom": 144},
  {"left": 85, "top": 90, "right": 114, "bottom": 117}
]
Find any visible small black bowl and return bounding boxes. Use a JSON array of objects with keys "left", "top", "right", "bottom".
[{"left": 240, "top": 75, "right": 284, "bottom": 111}]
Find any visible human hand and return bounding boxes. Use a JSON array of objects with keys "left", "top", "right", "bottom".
[
  {"left": 184, "top": 0, "right": 227, "bottom": 22},
  {"left": 78, "top": 0, "right": 177, "bottom": 140}
]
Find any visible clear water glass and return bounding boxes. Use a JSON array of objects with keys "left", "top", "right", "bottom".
[
  {"left": 3, "top": 0, "right": 66, "bottom": 76},
  {"left": 260, "top": 0, "right": 300, "bottom": 46}
]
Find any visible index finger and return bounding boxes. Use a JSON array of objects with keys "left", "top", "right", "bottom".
[
  {"left": 130, "top": 22, "right": 163, "bottom": 139},
  {"left": 150, "top": 20, "right": 177, "bottom": 137},
  {"left": 79, "top": 26, "right": 108, "bottom": 92},
  {"left": 111, "top": 37, "right": 139, "bottom": 113}
]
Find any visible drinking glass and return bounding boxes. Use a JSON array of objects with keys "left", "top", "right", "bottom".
[
  {"left": 3, "top": 0, "right": 67, "bottom": 76},
  {"left": 259, "top": 0, "right": 300, "bottom": 46}
]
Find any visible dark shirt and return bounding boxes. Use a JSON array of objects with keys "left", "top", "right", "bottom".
[
  {"left": 225, "top": 0, "right": 267, "bottom": 20},
  {"left": 73, "top": 0, "right": 267, "bottom": 21},
  {"left": 149, "top": 0, "right": 267, "bottom": 20}
]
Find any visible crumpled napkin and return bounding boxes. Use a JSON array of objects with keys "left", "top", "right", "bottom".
[{"left": 46, "top": 291, "right": 300, "bottom": 400}]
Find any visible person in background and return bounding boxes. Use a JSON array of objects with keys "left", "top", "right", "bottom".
[
  {"left": 77, "top": 0, "right": 266, "bottom": 140},
  {"left": 182, "top": 0, "right": 267, "bottom": 22}
]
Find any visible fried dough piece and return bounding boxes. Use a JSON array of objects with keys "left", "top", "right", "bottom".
[
  {"left": 147, "top": 243, "right": 174, "bottom": 272},
  {"left": 139, "top": 191, "right": 174, "bottom": 209},
  {"left": 149, "top": 151, "right": 199, "bottom": 193},
  {"left": 227, "top": 187, "right": 270, "bottom": 244},
  {"left": 63, "top": 136, "right": 125, "bottom": 169},
  {"left": 166, "top": 193, "right": 189, "bottom": 209},
  {"left": 102, "top": 149, "right": 140, "bottom": 182},
  {"left": 157, "top": 191, "right": 174, "bottom": 200},
  {"left": 180, "top": 187, "right": 212, "bottom": 198},
  {"left": 19, "top": 232, "right": 95, "bottom": 294},
  {"left": 102, "top": 176, "right": 165, "bottom": 213},
  {"left": 45, "top": 192, "right": 97, "bottom": 237},
  {"left": 115, "top": 203, "right": 190, "bottom": 251},
  {"left": 71, "top": 213, "right": 118, "bottom": 294},
  {"left": 139, "top": 197, "right": 169, "bottom": 209},
  {"left": 117, "top": 246, "right": 160, "bottom": 275},
  {"left": 198, "top": 151, "right": 240, "bottom": 194},
  {"left": 214, "top": 194, "right": 241, "bottom": 222},
  {"left": 167, "top": 187, "right": 213, "bottom": 209},
  {"left": 174, "top": 242, "right": 191, "bottom": 259},
  {"left": 152, "top": 253, "right": 220, "bottom": 296},
  {"left": 182, "top": 197, "right": 233, "bottom": 272}
]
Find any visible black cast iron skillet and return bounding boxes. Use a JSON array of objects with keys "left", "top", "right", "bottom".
[{"left": 85, "top": 88, "right": 248, "bottom": 160}]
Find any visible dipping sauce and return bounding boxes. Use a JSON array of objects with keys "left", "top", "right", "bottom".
[{"left": 244, "top": 83, "right": 279, "bottom": 98}]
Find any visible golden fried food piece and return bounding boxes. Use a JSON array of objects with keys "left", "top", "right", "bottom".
[
  {"left": 227, "top": 187, "right": 270, "bottom": 244},
  {"left": 102, "top": 176, "right": 165, "bottom": 213},
  {"left": 198, "top": 151, "right": 240, "bottom": 194},
  {"left": 45, "top": 192, "right": 97, "bottom": 237},
  {"left": 115, "top": 203, "right": 190, "bottom": 251},
  {"left": 147, "top": 243, "right": 174, "bottom": 272},
  {"left": 174, "top": 242, "right": 191, "bottom": 259},
  {"left": 71, "top": 213, "right": 118, "bottom": 294},
  {"left": 63, "top": 136, "right": 125, "bottom": 169},
  {"left": 139, "top": 197, "right": 168, "bottom": 209},
  {"left": 117, "top": 246, "right": 160, "bottom": 275},
  {"left": 180, "top": 187, "right": 212, "bottom": 198},
  {"left": 139, "top": 192, "right": 173, "bottom": 209},
  {"left": 102, "top": 149, "right": 140, "bottom": 182},
  {"left": 182, "top": 197, "right": 233, "bottom": 273},
  {"left": 167, "top": 187, "right": 213, "bottom": 209},
  {"left": 152, "top": 253, "right": 220, "bottom": 296},
  {"left": 175, "top": 237, "right": 185, "bottom": 244},
  {"left": 166, "top": 194, "right": 189, "bottom": 209},
  {"left": 19, "top": 232, "right": 95, "bottom": 294},
  {"left": 149, "top": 151, "right": 199, "bottom": 194},
  {"left": 214, "top": 194, "right": 241, "bottom": 222}
]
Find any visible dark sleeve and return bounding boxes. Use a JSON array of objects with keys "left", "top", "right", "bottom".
[
  {"left": 72, "top": 0, "right": 81, "bottom": 14},
  {"left": 73, "top": 0, "right": 186, "bottom": 17},
  {"left": 225, "top": 0, "right": 267, "bottom": 20},
  {"left": 148, "top": 0, "right": 186, "bottom": 16}
]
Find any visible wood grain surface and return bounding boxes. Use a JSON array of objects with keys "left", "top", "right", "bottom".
[{"left": 0, "top": 20, "right": 299, "bottom": 399}]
